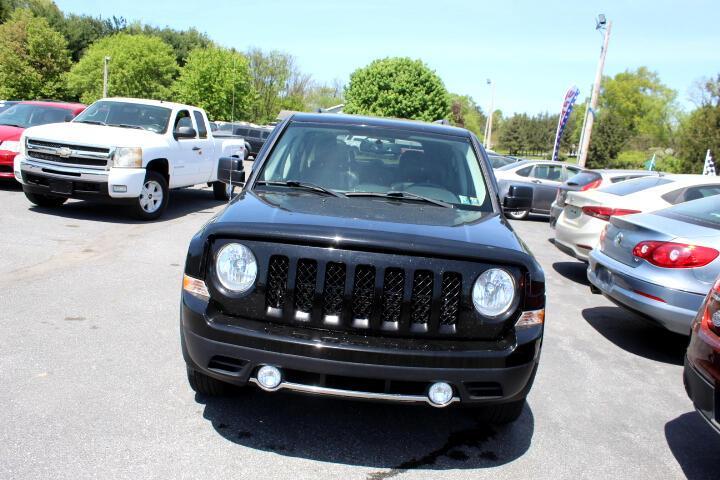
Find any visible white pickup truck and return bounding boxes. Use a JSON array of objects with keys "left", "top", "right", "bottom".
[{"left": 13, "top": 97, "right": 246, "bottom": 219}]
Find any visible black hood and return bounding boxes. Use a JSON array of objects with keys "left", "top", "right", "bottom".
[{"left": 187, "top": 191, "right": 543, "bottom": 282}]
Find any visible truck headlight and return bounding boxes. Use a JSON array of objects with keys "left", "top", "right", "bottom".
[
  {"left": 1, "top": 140, "right": 20, "bottom": 153},
  {"left": 113, "top": 147, "right": 143, "bottom": 168},
  {"left": 216, "top": 243, "right": 257, "bottom": 293},
  {"left": 472, "top": 268, "right": 515, "bottom": 317}
]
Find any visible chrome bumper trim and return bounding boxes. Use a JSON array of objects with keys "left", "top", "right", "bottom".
[
  {"left": 21, "top": 158, "right": 109, "bottom": 182},
  {"left": 248, "top": 378, "right": 460, "bottom": 408}
]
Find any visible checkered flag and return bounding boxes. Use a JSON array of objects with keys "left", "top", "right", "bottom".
[{"left": 704, "top": 149, "right": 716, "bottom": 176}]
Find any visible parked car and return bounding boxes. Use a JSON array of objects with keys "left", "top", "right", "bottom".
[
  {"left": 684, "top": 274, "right": 720, "bottom": 434},
  {"left": 231, "top": 125, "right": 272, "bottom": 158},
  {"left": 14, "top": 97, "right": 246, "bottom": 219},
  {"left": 587, "top": 195, "right": 720, "bottom": 334},
  {"left": 495, "top": 160, "right": 584, "bottom": 219},
  {"left": 488, "top": 153, "right": 520, "bottom": 169},
  {"left": 554, "top": 175, "right": 720, "bottom": 262},
  {"left": 180, "top": 113, "right": 545, "bottom": 424},
  {"left": 0, "top": 101, "right": 85, "bottom": 181},
  {"left": 549, "top": 169, "right": 660, "bottom": 227}
]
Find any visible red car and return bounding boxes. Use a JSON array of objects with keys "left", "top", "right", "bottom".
[
  {"left": 0, "top": 101, "right": 85, "bottom": 180},
  {"left": 685, "top": 275, "right": 720, "bottom": 434}
]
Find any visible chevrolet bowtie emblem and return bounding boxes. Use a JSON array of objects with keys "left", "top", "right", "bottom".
[{"left": 57, "top": 147, "right": 72, "bottom": 158}]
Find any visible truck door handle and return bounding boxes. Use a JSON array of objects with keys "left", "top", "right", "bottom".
[{"left": 192, "top": 146, "right": 201, "bottom": 151}]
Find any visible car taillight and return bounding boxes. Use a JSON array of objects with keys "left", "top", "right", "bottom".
[
  {"left": 581, "top": 206, "right": 641, "bottom": 221},
  {"left": 632, "top": 241, "right": 720, "bottom": 268},
  {"left": 581, "top": 178, "right": 603, "bottom": 191},
  {"left": 700, "top": 278, "right": 720, "bottom": 337}
]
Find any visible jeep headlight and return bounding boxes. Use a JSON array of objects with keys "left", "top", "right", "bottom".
[
  {"left": 216, "top": 243, "right": 257, "bottom": 293},
  {"left": 472, "top": 268, "right": 515, "bottom": 317},
  {"left": 1, "top": 140, "right": 20, "bottom": 153},
  {"left": 113, "top": 147, "right": 143, "bottom": 168}
]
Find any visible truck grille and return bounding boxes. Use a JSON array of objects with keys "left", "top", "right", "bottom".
[
  {"left": 26, "top": 138, "right": 112, "bottom": 169},
  {"left": 264, "top": 256, "right": 462, "bottom": 335}
]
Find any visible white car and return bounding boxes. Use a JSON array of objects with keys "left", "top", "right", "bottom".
[
  {"left": 554, "top": 174, "right": 720, "bottom": 261},
  {"left": 14, "top": 97, "right": 247, "bottom": 220}
]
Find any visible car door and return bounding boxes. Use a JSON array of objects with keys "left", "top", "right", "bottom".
[
  {"left": 171, "top": 109, "right": 201, "bottom": 186},
  {"left": 529, "top": 163, "right": 564, "bottom": 212},
  {"left": 191, "top": 110, "right": 213, "bottom": 183}
]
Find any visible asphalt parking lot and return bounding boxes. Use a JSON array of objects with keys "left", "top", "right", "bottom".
[{"left": 1, "top": 181, "right": 718, "bottom": 480}]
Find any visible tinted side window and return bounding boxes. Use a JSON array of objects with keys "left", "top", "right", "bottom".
[
  {"left": 683, "top": 185, "right": 720, "bottom": 202},
  {"left": 261, "top": 131, "right": 270, "bottom": 139},
  {"left": 601, "top": 177, "right": 673, "bottom": 196},
  {"left": 192, "top": 111, "right": 207, "bottom": 138},
  {"left": 562, "top": 166, "right": 581, "bottom": 181},
  {"left": 249, "top": 129, "right": 262, "bottom": 138},
  {"left": 516, "top": 166, "right": 532, "bottom": 177},
  {"left": 174, "top": 110, "right": 193, "bottom": 133},
  {"left": 234, "top": 127, "right": 249, "bottom": 136},
  {"left": 532, "top": 164, "right": 563, "bottom": 181}
]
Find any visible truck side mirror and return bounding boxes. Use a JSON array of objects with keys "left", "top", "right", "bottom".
[
  {"left": 503, "top": 185, "right": 533, "bottom": 211},
  {"left": 174, "top": 126, "right": 196, "bottom": 139},
  {"left": 218, "top": 156, "right": 245, "bottom": 188}
]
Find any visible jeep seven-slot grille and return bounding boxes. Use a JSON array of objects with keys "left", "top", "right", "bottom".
[{"left": 264, "top": 256, "right": 463, "bottom": 335}]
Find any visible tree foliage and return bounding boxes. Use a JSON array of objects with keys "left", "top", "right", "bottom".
[
  {"left": 126, "top": 22, "right": 211, "bottom": 66},
  {"left": 0, "top": 9, "right": 70, "bottom": 99},
  {"left": 586, "top": 111, "right": 630, "bottom": 168},
  {"left": 173, "top": 46, "right": 252, "bottom": 121},
  {"left": 447, "top": 93, "right": 485, "bottom": 136},
  {"left": 246, "top": 48, "right": 297, "bottom": 123},
  {"left": 344, "top": 57, "right": 450, "bottom": 122},
  {"left": 66, "top": 33, "right": 177, "bottom": 104}
]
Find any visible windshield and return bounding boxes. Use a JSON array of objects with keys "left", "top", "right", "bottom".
[
  {"left": 598, "top": 176, "right": 673, "bottom": 196},
  {"left": 256, "top": 122, "right": 491, "bottom": 210},
  {"left": 657, "top": 194, "right": 720, "bottom": 230},
  {"left": 73, "top": 101, "right": 171, "bottom": 133},
  {"left": 0, "top": 104, "right": 75, "bottom": 128},
  {"left": 488, "top": 154, "right": 516, "bottom": 169}
]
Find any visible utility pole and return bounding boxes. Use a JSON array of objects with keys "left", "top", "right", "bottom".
[
  {"left": 578, "top": 16, "right": 611, "bottom": 167},
  {"left": 483, "top": 79, "right": 495, "bottom": 150},
  {"left": 576, "top": 99, "right": 590, "bottom": 159},
  {"left": 103, "top": 56, "right": 111, "bottom": 98}
]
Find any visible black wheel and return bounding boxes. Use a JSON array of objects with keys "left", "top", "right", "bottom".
[
  {"left": 133, "top": 171, "right": 168, "bottom": 220},
  {"left": 187, "top": 367, "right": 229, "bottom": 396},
  {"left": 212, "top": 181, "right": 235, "bottom": 201},
  {"left": 24, "top": 191, "right": 67, "bottom": 208},
  {"left": 474, "top": 399, "right": 526, "bottom": 424},
  {"left": 506, "top": 209, "right": 529, "bottom": 220}
]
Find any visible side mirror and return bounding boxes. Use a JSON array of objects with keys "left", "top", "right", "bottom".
[
  {"left": 503, "top": 185, "right": 533, "bottom": 211},
  {"left": 174, "top": 126, "right": 196, "bottom": 139},
  {"left": 217, "top": 156, "right": 245, "bottom": 186}
]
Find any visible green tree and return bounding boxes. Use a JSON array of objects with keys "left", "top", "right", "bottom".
[
  {"left": 447, "top": 93, "right": 486, "bottom": 136},
  {"left": 344, "top": 57, "right": 450, "bottom": 122},
  {"left": 66, "top": 33, "right": 178, "bottom": 104},
  {"left": 677, "top": 106, "right": 720, "bottom": 173},
  {"left": 0, "top": 9, "right": 70, "bottom": 99},
  {"left": 126, "top": 22, "right": 211, "bottom": 66},
  {"left": 173, "top": 46, "right": 252, "bottom": 121},
  {"left": 60, "top": 14, "right": 126, "bottom": 62},
  {"left": 587, "top": 111, "right": 630, "bottom": 168},
  {"left": 246, "top": 47, "right": 295, "bottom": 123}
]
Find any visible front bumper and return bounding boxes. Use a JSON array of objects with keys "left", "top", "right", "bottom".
[
  {"left": 181, "top": 293, "right": 543, "bottom": 406},
  {"left": 587, "top": 249, "right": 705, "bottom": 335},
  {"left": 16, "top": 155, "right": 146, "bottom": 200},
  {"left": 0, "top": 150, "right": 17, "bottom": 178},
  {"left": 684, "top": 356, "right": 720, "bottom": 435}
]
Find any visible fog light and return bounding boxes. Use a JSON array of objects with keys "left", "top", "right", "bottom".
[
  {"left": 112, "top": 185, "right": 127, "bottom": 193},
  {"left": 428, "top": 382, "right": 453, "bottom": 406},
  {"left": 256, "top": 365, "right": 282, "bottom": 390}
]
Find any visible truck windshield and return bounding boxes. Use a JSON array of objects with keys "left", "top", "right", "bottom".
[
  {"left": 256, "top": 122, "right": 491, "bottom": 210},
  {"left": 0, "top": 104, "right": 74, "bottom": 128},
  {"left": 73, "top": 101, "right": 172, "bottom": 133}
]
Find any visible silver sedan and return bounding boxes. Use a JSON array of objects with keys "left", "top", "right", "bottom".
[{"left": 587, "top": 195, "right": 720, "bottom": 335}]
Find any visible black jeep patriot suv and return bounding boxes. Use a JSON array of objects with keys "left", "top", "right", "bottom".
[{"left": 181, "top": 113, "right": 544, "bottom": 424}]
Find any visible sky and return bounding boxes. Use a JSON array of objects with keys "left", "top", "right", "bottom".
[{"left": 55, "top": 0, "right": 720, "bottom": 116}]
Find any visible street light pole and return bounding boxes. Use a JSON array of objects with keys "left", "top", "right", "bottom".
[
  {"left": 578, "top": 17, "right": 611, "bottom": 167},
  {"left": 103, "top": 56, "right": 111, "bottom": 98},
  {"left": 484, "top": 79, "right": 495, "bottom": 150}
]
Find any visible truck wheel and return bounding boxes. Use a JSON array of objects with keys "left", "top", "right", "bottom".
[
  {"left": 24, "top": 191, "right": 67, "bottom": 208},
  {"left": 212, "top": 181, "right": 235, "bottom": 201},
  {"left": 474, "top": 399, "right": 526, "bottom": 424},
  {"left": 187, "top": 367, "right": 229, "bottom": 396},
  {"left": 134, "top": 171, "right": 168, "bottom": 220},
  {"left": 506, "top": 209, "right": 529, "bottom": 220}
]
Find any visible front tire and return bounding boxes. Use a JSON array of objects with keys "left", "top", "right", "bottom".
[
  {"left": 133, "top": 171, "right": 168, "bottom": 220},
  {"left": 24, "top": 191, "right": 67, "bottom": 208},
  {"left": 506, "top": 209, "right": 529, "bottom": 220},
  {"left": 212, "top": 181, "right": 235, "bottom": 201},
  {"left": 187, "top": 367, "right": 229, "bottom": 396}
]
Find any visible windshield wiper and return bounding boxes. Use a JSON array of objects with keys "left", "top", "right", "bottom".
[
  {"left": 109, "top": 123, "right": 145, "bottom": 130},
  {"left": 256, "top": 180, "right": 343, "bottom": 197},
  {"left": 345, "top": 190, "right": 452, "bottom": 208},
  {"left": 0, "top": 123, "right": 24, "bottom": 128},
  {"left": 75, "top": 120, "right": 107, "bottom": 126}
]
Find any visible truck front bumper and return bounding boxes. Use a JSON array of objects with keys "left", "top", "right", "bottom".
[
  {"left": 16, "top": 155, "right": 146, "bottom": 199},
  {"left": 181, "top": 293, "right": 543, "bottom": 407}
]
